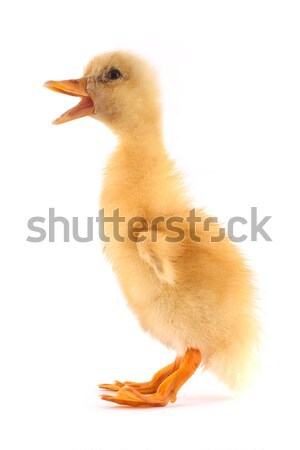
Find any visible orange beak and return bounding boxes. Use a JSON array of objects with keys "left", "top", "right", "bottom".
[{"left": 43, "top": 78, "right": 94, "bottom": 124}]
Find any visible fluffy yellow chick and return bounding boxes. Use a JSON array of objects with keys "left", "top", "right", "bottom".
[{"left": 44, "top": 51, "right": 260, "bottom": 407}]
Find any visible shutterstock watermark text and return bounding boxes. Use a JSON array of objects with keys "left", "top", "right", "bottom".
[{"left": 26, "top": 207, "right": 272, "bottom": 243}]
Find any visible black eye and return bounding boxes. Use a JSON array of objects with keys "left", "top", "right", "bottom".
[{"left": 107, "top": 69, "right": 122, "bottom": 80}]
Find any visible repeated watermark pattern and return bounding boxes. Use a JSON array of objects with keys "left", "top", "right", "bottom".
[{"left": 26, "top": 207, "right": 272, "bottom": 243}]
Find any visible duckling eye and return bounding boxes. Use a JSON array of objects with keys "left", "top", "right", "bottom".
[{"left": 107, "top": 69, "right": 122, "bottom": 81}]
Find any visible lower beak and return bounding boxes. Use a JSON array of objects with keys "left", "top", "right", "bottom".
[{"left": 43, "top": 78, "right": 94, "bottom": 124}]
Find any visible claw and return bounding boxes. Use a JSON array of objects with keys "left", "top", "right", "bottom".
[{"left": 98, "top": 381, "right": 125, "bottom": 391}]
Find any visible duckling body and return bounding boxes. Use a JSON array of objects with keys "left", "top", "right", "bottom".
[
  {"left": 45, "top": 51, "right": 259, "bottom": 406},
  {"left": 101, "top": 137, "right": 258, "bottom": 391}
]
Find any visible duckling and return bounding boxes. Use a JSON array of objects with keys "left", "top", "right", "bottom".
[{"left": 44, "top": 51, "right": 260, "bottom": 407}]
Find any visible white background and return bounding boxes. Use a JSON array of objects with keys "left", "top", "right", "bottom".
[{"left": 1, "top": 1, "right": 300, "bottom": 449}]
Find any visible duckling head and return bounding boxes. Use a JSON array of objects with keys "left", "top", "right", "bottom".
[{"left": 44, "top": 51, "right": 162, "bottom": 137}]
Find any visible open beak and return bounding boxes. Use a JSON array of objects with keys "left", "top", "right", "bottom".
[{"left": 43, "top": 78, "right": 94, "bottom": 124}]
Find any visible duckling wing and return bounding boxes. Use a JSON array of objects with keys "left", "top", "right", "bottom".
[{"left": 136, "top": 229, "right": 183, "bottom": 286}]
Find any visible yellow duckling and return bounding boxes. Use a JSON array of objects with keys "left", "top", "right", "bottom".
[{"left": 45, "top": 51, "right": 260, "bottom": 407}]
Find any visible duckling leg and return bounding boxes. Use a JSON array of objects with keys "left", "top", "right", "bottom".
[
  {"left": 98, "top": 356, "right": 181, "bottom": 394},
  {"left": 101, "top": 348, "right": 202, "bottom": 407}
]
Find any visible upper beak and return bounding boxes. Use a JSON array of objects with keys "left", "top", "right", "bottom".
[{"left": 43, "top": 78, "right": 94, "bottom": 124}]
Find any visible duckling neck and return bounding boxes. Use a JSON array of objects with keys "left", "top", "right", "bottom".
[
  {"left": 117, "top": 118, "right": 164, "bottom": 151},
  {"left": 119, "top": 128, "right": 165, "bottom": 157},
  {"left": 101, "top": 125, "right": 186, "bottom": 216}
]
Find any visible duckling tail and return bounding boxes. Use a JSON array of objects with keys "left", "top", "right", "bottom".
[{"left": 207, "top": 319, "right": 261, "bottom": 391}]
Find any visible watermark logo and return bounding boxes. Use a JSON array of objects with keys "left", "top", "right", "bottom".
[{"left": 26, "top": 207, "right": 272, "bottom": 243}]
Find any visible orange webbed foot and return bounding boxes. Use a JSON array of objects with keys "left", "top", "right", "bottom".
[
  {"left": 101, "top": 386, "right": 169, "bottom": 407},
  {"left": 99, "top": 349, "right": 202, "bottom": 408},
  {"left": 98, "top": 357, "right": 181, "bottom": 394}
]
